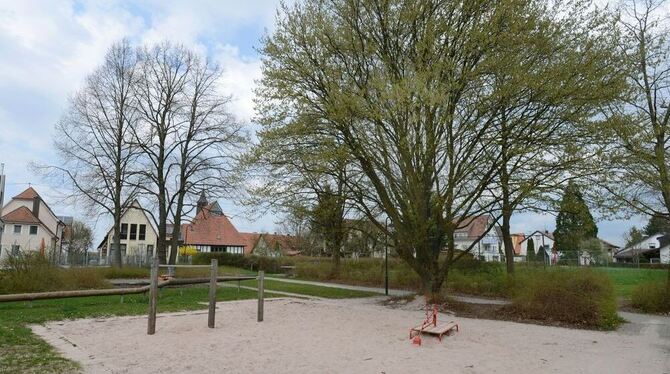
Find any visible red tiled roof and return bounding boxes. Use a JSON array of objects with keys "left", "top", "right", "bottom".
[
  {"left": 1, "top": 206, "right": 41, "bottom": 224},
  {"left": 239, "top": 232, "right": 261, "bottom": 255},
  {"left": 262, "top": 233, "right": 300, "bottom": 255},
  {"left": 454, "top": 215, "right": 491, "bottom": 238},
  {"left": 182, "top": 204, "right": 245, "bottom": 247},
  {"left": 13, "top": 187, "right": 40, "bottom": 200}
]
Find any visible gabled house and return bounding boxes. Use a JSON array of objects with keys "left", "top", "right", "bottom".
[
  {"left": 0, "top": 187, "right": 65, "bottom": 260},
  {"left": 614, "top": 233, "right": 670, "bottom": 264},
  {"left": 245, "top": 232, "right": 301, "bottom": 257},
  {"left": 97, "top": 200, "right": 158, "bottom": 265},
  {"left": 454, "top": 215, "right": 503, "bottom": 262},
  {"left": 519, "top": 230, "right": 555, "bottom": 260},
  {"left": 180, "top": 194, "right": 246, "bottom": 255}
]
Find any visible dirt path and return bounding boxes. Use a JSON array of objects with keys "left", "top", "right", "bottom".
[{"left": 32, "top": 297, "right": 669, "bottom": 374}]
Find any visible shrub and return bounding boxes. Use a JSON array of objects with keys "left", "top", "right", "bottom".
[
  {"left": 0, "top": 253, "right": 110, "bottom": 294},
  {"left": 510, "top": 269, "right": 620, "bottom": 329},
  {"left": 192, "top": 253, "right": 285, "bottom": 273},
  {"left": 99, "top": 267, "right": 150, "bottom": 279},
  {"left": 631, "top": 280, "right": 670, "bottom": 314}
]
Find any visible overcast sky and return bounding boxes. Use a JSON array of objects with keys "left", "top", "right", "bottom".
[{"left": 0, "top": 0, "right": 645, "bottom": 246}]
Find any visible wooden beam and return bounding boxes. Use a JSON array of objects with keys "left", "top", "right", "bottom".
[
  {"left": 257, "top": 270, "right": 264, "bottom": 322},
  {"left": 147, "top": 257, "right": 159, "bottom": 335},
  {"left": 208, "top": 259, "right": 218, "bottom": 328}
]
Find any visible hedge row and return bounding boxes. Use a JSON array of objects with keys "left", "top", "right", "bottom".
[{"left": 192, "top": 252, "right": 288, "bottom": 273}]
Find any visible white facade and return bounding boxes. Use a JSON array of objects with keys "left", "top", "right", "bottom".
[
  {"left": 467, "top": 233, "right": 504, "bottom": 262},
  {"left": 519, "top": 231, "right": 554, "bottom": 257},
  {"left": 615, "top": 234, "right": 670, "bottom": 264},
  {"left": 0, "top": 190, "right": 64, "bottom": 260},
  {"left": 100, "top": 201, "right": 158, "bottom": 264}
]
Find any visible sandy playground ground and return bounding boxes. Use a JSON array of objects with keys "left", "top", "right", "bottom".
[{"left": 32, "top": 297, "right": 669, "bottom": 374}]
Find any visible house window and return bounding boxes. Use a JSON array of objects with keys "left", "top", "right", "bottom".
[
  {"left": 29, "top": 225, "right": 38, "bottom": 235},
  {"left": 649, "top": 243, "right": 657, "bottom": 249},
  {"left": 120, "top": 223, "right": 128, "bottom": 240},
  {"left": 211, "top": 246, "right": 226, "bottom": 253},
  {"left": 11, "top": 244, "right": 20, "bottom": 255},
  {"left": 139, "top": 224, "right": 146, "bottom": 240},
  {"left": 13, "top": 225, "right": 21, "bottom": 234},
  {"left": 130, "top": 224, "right": 137, "bottom": 240}
]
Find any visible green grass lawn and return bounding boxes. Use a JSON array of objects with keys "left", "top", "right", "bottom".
[
  {"left": 595, "top": 267, "right": 668, "bottom": 298},
  {"left": 0, "top": 286, "right": 275, "bottom": 374},
  {"left": 239, "top": 279, "right": 381, "bottom": 298}
]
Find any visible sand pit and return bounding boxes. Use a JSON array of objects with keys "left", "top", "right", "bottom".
[{"left": 32, "top": 297, "right": 669, "bottom": 374}]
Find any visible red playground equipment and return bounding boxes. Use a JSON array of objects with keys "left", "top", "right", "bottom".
[{"left": 409, "top": 303, "right": 459, "bottom": 346}]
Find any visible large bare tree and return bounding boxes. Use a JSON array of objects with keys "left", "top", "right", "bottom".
[
  {"left": 166, "top": 56, "right": 245, "bottom": 265},
  {"left": 49, "top": 40, "right": 140, "bottom": 267},
  {"left": 132, "top": 43, "right": 243, "bottom": 264}
]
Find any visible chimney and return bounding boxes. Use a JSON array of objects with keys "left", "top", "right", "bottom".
[{"left": 32, "top": 196, "right": 41, "bottom": 218}]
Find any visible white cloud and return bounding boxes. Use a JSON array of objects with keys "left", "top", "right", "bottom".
[
  {"left": 214, "top": 44, "right": 263, "bottom": 122},
  {"left": 0, "top": 0, "right": 280, "bottom": 242}
]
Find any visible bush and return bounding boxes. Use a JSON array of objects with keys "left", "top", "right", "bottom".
[
  {"left": 0, "top": 252, "right": 110, "bottom": 294},
  {"left": 192, "top": 252, "right": 285, "bottom": 273},
  {"left": 99, "top": 267, "right": 150, "bottom": 279},
  {"left": 510, "top": 269, "right": 620, "bottom": 329},
  {"left": 631, "top": 280, "right": 670, "bottom": 314}
]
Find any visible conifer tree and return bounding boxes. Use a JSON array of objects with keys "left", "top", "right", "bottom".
[{"left": 553, "top": 182, "right": 598, "bottom": 258}]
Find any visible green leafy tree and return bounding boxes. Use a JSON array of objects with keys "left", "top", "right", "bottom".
[
  {"left": 257, "top": 0, "right": 619, "bottom": 295},
  {"left": 310, "top": 185, "right": 347, "bottom": 274},
  {"left": 624, "top": 226, "right": 644, "bottom": 248},
  {"left": 580, "top": 237, "right": 604, "bottom": 264},
  {"left": 643, "top": 215, "right": 670, "bottom": 236},
  {"left": 489, "top": 1, "right": 623, "bottom": 274},
  {"left": 553, "top": 182, "right": 598, "bottom": 258},
  {"left": 591, "top": 0, "right": 670, "bottom": 286},
  {"left": 526, "top": 237, "right": 536, "bottom": 262}
]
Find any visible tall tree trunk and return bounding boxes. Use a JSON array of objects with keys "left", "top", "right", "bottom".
[
  {"left": 168, "top": 191, "right": 186, "bottom": 265},
  {"left": 500, "top": 116, "right": 515, "bottom": 274},
  {"left": 112, "top": 212, "right": 123, "bottom": 268},
  {"left": 501, "top": 210, "right": 515, "bottom": 274}
]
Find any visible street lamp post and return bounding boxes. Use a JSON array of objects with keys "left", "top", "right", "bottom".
[{"left": 385, "top": 216, "right": 390, "bottom": 296}]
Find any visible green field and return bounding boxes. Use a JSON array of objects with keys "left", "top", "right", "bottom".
[
  {"left": 240, "top": 279, "right": 380, "bottom": 298},
  {"left": 595, "top": 267, "right": 668, "bottom": 298}
]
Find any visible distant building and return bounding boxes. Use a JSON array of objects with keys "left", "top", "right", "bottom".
[
  {"left": 97, "top": 200, "right": 158, "bottom": 265},
  {"left": 454, "top": 215, "right": 503, "bottom": 262},
  {"left": 519, "top": 230, "right": 555, "bottom": 256},
  {"left": 246, "top": 232, "right": 302, "bottom": 257},
  {"left": 614, "top": 233, "right": 670, "bottom": 264},
  {"left": 180, "top": 193, "right": 246, "bottom": 255},
  {"left": 0, "top": 187, "right": 65, "bottom": 260}
]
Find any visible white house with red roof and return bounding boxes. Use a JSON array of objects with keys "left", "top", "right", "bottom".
[{"left": 0, "top": 187, "right": 65, "bottom": 259}]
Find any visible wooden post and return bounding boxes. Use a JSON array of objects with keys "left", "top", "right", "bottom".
[
  {"left": 147, "top": 257, "right": 159, "bottom": 335},
  {"left": 208, "top": 259, "right": 218, "bottom": 328},
  {"left": 257, "top": 270, "right": 264, "bottom": 322}
]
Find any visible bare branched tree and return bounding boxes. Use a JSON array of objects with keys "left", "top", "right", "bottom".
[
  {"left": 132, "top": 43, "right": 244, "bottom": 264},
  {"left": 47, "top": 40, "right": 140, "bottom": 267}
]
